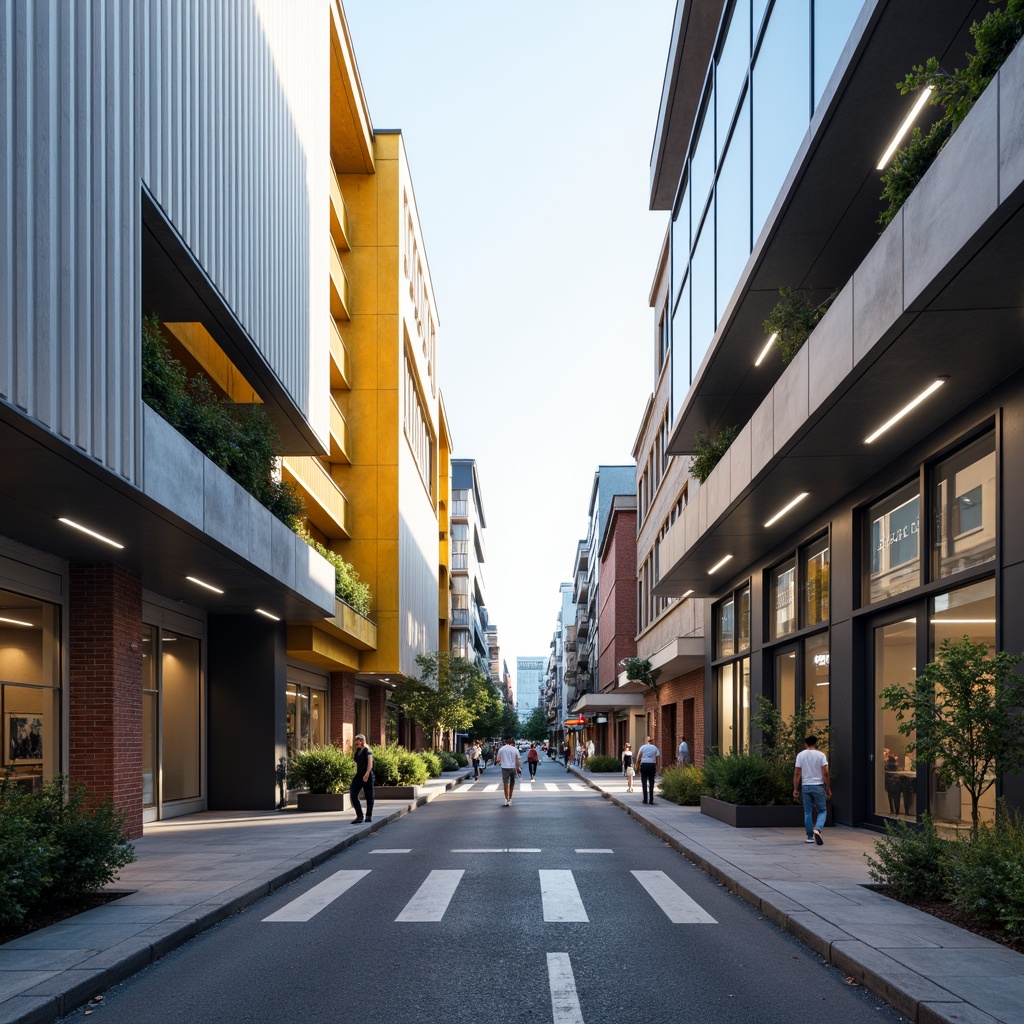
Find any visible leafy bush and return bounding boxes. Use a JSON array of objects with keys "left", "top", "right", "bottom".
[
  {"left": 879, "top": 0, "right": 1024, "bottom": 227},
  {"left": 287, "top": 746, "right": 355, "bottom": 795},
  {"left": 751, "top": 696, "right": 831, "bottom": 791},
  {"left": 420, "top": 751, "right": 443, "bottom": 778},
  {"left": 431, "top": 751, "right": 460, "bottom": 772},
  {"left": 762, "top": 287, "right": 836, "bottom": 363},
  {"left": 865, "top": 813, "right": 948, "bottom": 901},
  {"left": 370, "top": 746, "right": 428, "bottom": 786},
  {"left": 451, "top": 751, "right": 469, "bottom": 768},
  {"left": 945, "top": 805, "right": 1024, "bottom": 940},
  {"left": 0, "top": 773, "right": 135, "bottom": 928},
  {"left": 298, "top": 529, "right": 372, "bottom": 616},
  {"left": 702, "top": 750, "right": 792, "bottom": 806},
  {"left": 584, "top": 755, "right": 621, "bottom": 773},
  {"left": 689, "top": 425, "right": 739, "bottom": 484},
  {"left": 659, "top": 764, "right": 709, "bottom": 806},
  {"left": 141, "top": 315, "right": 304, "bottom": 528}
]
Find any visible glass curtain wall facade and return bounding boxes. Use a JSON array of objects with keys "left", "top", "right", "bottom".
[{"left": 670, "top": 0, "right": 863, "bottom": 418}]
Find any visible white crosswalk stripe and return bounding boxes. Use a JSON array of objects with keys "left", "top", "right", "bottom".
[
  {"left": 631, "top": 870, "right": 718, "bottom": 923},
  {"left": 547, "top": 953, "right": 585, "bottom": 1024},
  {"left": 262, "top": 869, "right": 370, "bottom": 922},
  {"left": 396, "top": 869, "right": 464, "bottom": 922},
  {"left": 540, "top": 870, "right": 588, "bottom": 922}
]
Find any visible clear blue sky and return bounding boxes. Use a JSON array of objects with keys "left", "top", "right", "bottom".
[{"left": 344, "top": 1, "right": 676, "bottom": 699}]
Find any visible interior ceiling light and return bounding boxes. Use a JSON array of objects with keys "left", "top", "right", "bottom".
[
  {"left": 255, "top": 608, "right": 280, "bottom": 621},
  {"left": 877, "top": 87, "right": 934, "bottom": 169},
  {"left": 930, "top": 618, "right": 996, "bottom": 624},
  {"left": 754, "top": 333, "right": 777, "bottom": 367},
  {"left": 0, "top": 615, "right": 34, "bottom": 627},
  {"left": 864, "top": 378, "right": 947, "bottom": 443},
  {"left": 708, "top": 554, "right": 733, "bottom": 575},
  {"left": 58, "top": 517, "right": 124, "bottom": 549},
  {"left": 186, "top": 575, "right": 224, "bottom": 595},
  {"left": 763, "top": 492, "right": 810, "bottom": 528}
]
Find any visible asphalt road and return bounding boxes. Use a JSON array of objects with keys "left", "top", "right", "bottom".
[{"left": 62, "top": 776, "right": 908, "bottom": 1024}]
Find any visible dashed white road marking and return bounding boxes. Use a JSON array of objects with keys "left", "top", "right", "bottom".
[
  {"left": 547, "top": 953, "right": 585, "bottom": 1024},
  {"left": 569, "top": 784, "right": 587, "bottom": 791},
  {"left": 370, "top": 849, "right": 410, "bottom": 854},
  {"left": 631, "top": 870, "right": 718, "bottom": 924},
  {"left": 262, "top": 869, "right": 370, "bottom": 922},
  {"left": 575, "top": 849, "right": 613, "bottom": 854},
  {"left": 482, "top": 784, "right": 500, "bottom": 792},
  {"left": 540, "top": 870, "right": 588, "bottom": 922},
  {"left": 396, "top": 869, "right": 464, "bottom": 922},
  {"left": 544, "top": 783, "right": 559, "bottom": 791},
  {"left": 451, "top": 848, "right": 541, "bottom": 853}
]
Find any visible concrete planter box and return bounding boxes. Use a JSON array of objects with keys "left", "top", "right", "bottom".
[
  {"left": 374, "top": 785, "right": 420, "bottom": 800},
  {"left": 296, "top": 792, "right": 350, "bottom": 812},
  {"left": 700, "top": 795, "right": 832, "bottom": 828}
]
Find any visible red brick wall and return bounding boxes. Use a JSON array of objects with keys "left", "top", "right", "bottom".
[
  {"left": 330, "top": 671, "right": 355, "bottom": 751},
  {"left": 641, "top": 667, "right": 704, "bottom": 768},
  {"left": 598, "top": 509, "right": 638, "bottom": 691},
  {"left": 68, "top": 564, "right": 144, "bottom": 838}
]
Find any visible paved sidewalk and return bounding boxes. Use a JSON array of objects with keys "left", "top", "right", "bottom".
[
  {"left": 0, "top": 772, "right": 470, "bottom": 1024},
  {"left": 568, "top": 764, "right": 1023, "bottom": 1024}
]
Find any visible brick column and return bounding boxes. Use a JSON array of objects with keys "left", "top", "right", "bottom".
[
  {"left": 369, "top": 686, "right": 387, "bottom": 746},
  {"left": 68, "top": 564, "right": 143, "bottom": 839},
  {"left": 330, "top": 671, "right": 355, "bottom": 751}
]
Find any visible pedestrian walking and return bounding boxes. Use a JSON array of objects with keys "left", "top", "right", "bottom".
[
  {"left": 677, "top": 735, "right": 691, "bottom": 765},
  {"left": 586, "top": 739, "right": 595, "bottom": 760},
  {"left": 562, "top": 741, "right": 571, "bottom": 771},
  {"left": 350, "top": 734, "right": 374, "bottom": 824},
  {"left": 470, "top": 740, "right": 482, "bottom": 780},
  {"left": 636, "top": 735, "right": 660, "bottom": 805},
  {"left": 793, "top": 734, "right": 831, "bottom": 844},
  {"left": 496, "top": 736, "right": 522, "bottom": 806},
  {"left": 527, "top": 742, "right": 540, "bottom": 780},
  {"left": 621, "top": 742, "right": 635, "bottom": 793}
]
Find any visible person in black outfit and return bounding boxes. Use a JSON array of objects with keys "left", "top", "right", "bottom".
[{"left": 350, "top": 734, "right": 374, "bottom": 824}]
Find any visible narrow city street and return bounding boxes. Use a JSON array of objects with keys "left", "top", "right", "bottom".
[{"left": 61, "top": 782, "right": 906, "bottom": 1024}]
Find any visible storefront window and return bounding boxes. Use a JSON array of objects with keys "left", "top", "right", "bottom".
[
  {"left": 866, "top": 481, "right": 920, "bottom": 603},
  {"left": 805, "top": 632, "right": 830, "bottom": 725},
  {"left": 717, "top": 658, "right": 750, "bottom": 753},
  {"left": 770, "top": 557, "right": 796, "bottom": 639},
  {"left": 933, "top": 432, "right": 996, "bottom": 581},
  {"left": 0, "top": 590, "right": 61, "bottom": 791},
  {"left": 142, "top": 625, "right": 158, "bottom": 808},
  {"left": 716, "top": 596, "right": 735, "bottom": 658},
  {"left": 736, "top": 584, "right": 751, "bottom": 651},
  {"left": 162, "top": 631, "right": 201, "bottom": 803},
  {"left": 287, "top": 681, "right": 328, "bottom": 760},
  {"left": 874, "top": 617, "right": 918, "bottom": 821},
  {"left": 803, "top": 535, "right": 829, "bottom": 626}
]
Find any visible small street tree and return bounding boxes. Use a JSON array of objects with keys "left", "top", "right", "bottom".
[
  {"left": 880, "top": 636, "right": 1024, "bottom": 830},
  {"left": 391, "top": 652, "right": 493, "bottom": 750},
  {"left": 520, "top": 705, "right": 549, "bottom": 742}
]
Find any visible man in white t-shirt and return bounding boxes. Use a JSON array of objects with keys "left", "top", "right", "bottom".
[
  {"left": 793, "top": 735, "right": 831, "bottom": 845},
  {"left": 636, "top": 735, "right": 660, "bottom": 805},
  {"left": 496, "top": 736, "right": 521, "bottom": 806}
]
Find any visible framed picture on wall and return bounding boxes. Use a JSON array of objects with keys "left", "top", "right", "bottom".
[{"left": 6, "top": 713, "right": 43, "bottom": 764}]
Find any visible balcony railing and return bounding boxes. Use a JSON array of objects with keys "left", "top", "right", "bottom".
[
  {"left": 329, "top": 396, "right": 351, "bottom": 464},
  {"left": 328, "top": 162, "right": 351, "bottom": 251},
  {"left": 329, "top": 317, "right": 351, "bottom": 390},
  {"left": 281, "top": 456, "right": 350, "bottom": 539},
  {"left": 329, "top": 237, "right": 351, "bottom": 320}
]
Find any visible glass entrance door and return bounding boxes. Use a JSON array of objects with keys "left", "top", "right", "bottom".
[{"left": 873, "top": 617, "right": 919, "bottom": 821}]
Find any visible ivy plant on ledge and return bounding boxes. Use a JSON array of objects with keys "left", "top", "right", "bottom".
[
  {"left": 879, "top": 0, "right": 1024, "bottom": 228},
  {"left": 623, "top": 656, "right": 659, "bottom": 690},
  {"left": 762, "top": 287, "right": 836, "bottom": 365},
  {"left": 689, "top": 424, "right": 739, "bottom": 484},
  {"left": 141, "top": 315, "right": 305, "bottom": 528},
  {"left": 297, "top": 528, "right": 372, "bottom": 617}
]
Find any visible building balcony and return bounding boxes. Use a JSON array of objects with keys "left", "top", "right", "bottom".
[
  {"left": 328, "top": 162, "right": 351, "bottom": 252},
  {"left": 329, "top": 317, "right": 351, "bottom": 390},
  {"left": 329, "top": 237, "right": 351, "bottom": 321},
  {"left": 281, "top": 456, "right": 350, "bottom": 539},
  {"left": 288, "top": 597, "right": 377, "bottom": 672},
  {"left": 576, "top": 612, "right": 590, "bottom": 638},
  {"left": 328, "top": 395, "right": 351, "bottom": 464}
]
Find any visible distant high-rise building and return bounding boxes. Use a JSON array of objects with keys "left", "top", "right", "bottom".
[{"left": 516, "top": 656, "right": 546, "bottom": 724}]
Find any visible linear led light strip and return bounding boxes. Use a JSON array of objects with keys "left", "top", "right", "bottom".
[
  {"left": 764, "top": 492, "right": 809, "bottom": 528},
  {"left": 186, "top": 575, "right": 224, "bottom": 595},
  {"left": 0, "top": 615, "right": 34, "bottom": 627},
  {"left": 708, "top": 554, "right": 733, "bottom": 575},
  {"left": 58, "top": 517, "right": 124, "bottom": 549},
  {"left": 877, "top": 87, "right": 934, "bottom": 170},
  {"left": 864, "top": 378, "right": 947, "bottom": 444},
  {"left": 255, "top": 608, "right": 280, "bottom": 621},
  {"left": 755, "top": 333, "right": 777, "bottom": 367}
]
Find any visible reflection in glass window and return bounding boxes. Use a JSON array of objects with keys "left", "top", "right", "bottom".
[
  {"left": 671, "top": 181, "right": 689, "bottom": 305},
  {"left": 752, "top": 0, "right": 810, "bottom": 240},
  {"left": 803, "top": 535, "right": 829, "bottom": 626},
  {"left": 162, "top": 632, "right": 201, "bottom": 803},
  {"left": 715, "top": 0, "right": 750, "bottom": 163},
  {"left": 874, "top": 617, "right": 918, "bottom": 821},
  {"left": 933, "top": 431, "right": 995, "bottom": 580},
  {"left": 690, "top": 90, "right": 716, "bottom": 220},
  {"left": 737, "top": 584, "right": 751, "bottom": 651},
  {"left": 671, "top": 274, "right": 690, "bottom": 419},
  {"left": 813, "top": 0, "right": 862, "bottom": 108},
  {"left": 690, "top": 217, "right": 715, "bottom": 381},
  {"left": 717, "top": 596, "right": 735, "bottom": 658},
  {"left": 805, "top": 632, "right": 830, "bottom": 726},
  {"left": 770, "top": 557, "right": 797, "bottom": 639},
  {"left": 867, "top": 482, "right": 921, "bottom": 603},
  {"left": 716, "top": 95, "right": 751, "bottom": 324},
  {"left": 776, "top": 647, "right": 797, "bottom": 722},
  {"left": 717, "top": 657, "right": 750, "bottom": 752}
]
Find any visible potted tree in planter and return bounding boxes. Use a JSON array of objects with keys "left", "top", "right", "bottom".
[{"left": 288, "top": 745, "right": 356, "bottom": 812}]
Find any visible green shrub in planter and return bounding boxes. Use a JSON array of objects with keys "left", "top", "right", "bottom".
[
  {"left": 659, "top": 764, "right": 709, "bottom": 806},
  {"left": 452, "top": 751, "right": 469, "bottom": 768},
  {"left": 371, "top": 746, "right": 429, "bottom": 786},
  {"left": 584, "top": 755, "right": 621, "bottom": 773},
  {"left": 865, "top": 812, "right": 948, "bottom": 902},
  {"left": 370, "top": 746, "right": 400, "bottom": 786},
  {"left": 0, "top": 810, "right": 49, "bottom": 927},
  {"left": 945, "top": 805, "right": 1024, "bottom": 939},
  {"left": 396, "top": 750, "right": 429, "bottom": 786},
  {"left": 702, "top": 750, "right": 792, "bottom": 806},
  {"left": 420, "top": 751, "right": 442, "bottom": 778},
  {"left": 432, "top": 751, "right": 459, "bottom": 772},
  {"left": 288, "top": 745, "right": 355, "bottom": 795}
]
